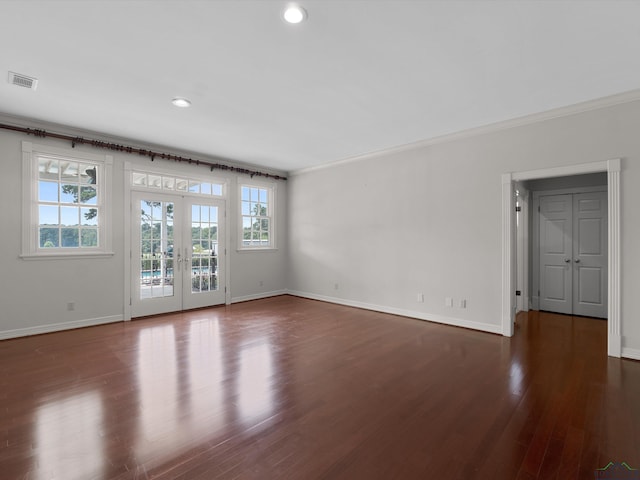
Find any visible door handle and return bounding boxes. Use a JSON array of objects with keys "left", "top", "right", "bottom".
[
  {"left": 574, "top": 259, "right": 580, "bottom": 263},
  {"left": 564, "top": 258, "right": 571, "bottom": 263},
  {"left": 184, "top": 247, "right": 191, "bottom": 271}
]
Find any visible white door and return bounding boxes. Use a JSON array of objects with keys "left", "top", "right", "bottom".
[
  {"left": 131, "top": 192, "right": 225, "bottom": 317},
  {"left": 183, "top": 198, "right": 226, "bottom": 310},
  {"left": 539, "top": 192, "right": 607, "bottom": 318}
]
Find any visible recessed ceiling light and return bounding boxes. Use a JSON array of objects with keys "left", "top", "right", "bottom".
[
  {"left": 172, "top": 97, "right": 191, "bottom": 108},
  {"left": 283, "top": 4, "right": 307, "bottom": 24}
]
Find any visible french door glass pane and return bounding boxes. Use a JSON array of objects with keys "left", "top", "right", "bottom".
[
  {"left": 191, "top": 204, "right": 218, "bottom": 294},
  {"left": 140, "top": 200, "right": 174, "bottom": 299}
]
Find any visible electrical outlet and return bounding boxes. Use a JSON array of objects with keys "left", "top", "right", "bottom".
[
  {"left": 259, "top": 280, "right": 264, "bottom": 287},
  {"left": 445, "top": 297, "right": 453, "bottom": 307},
  {"left": 67, "top": 302, "right": 75, "bottom": 311},
  {"left": 334, "top": 283, "right": 339, "bottom": 290},
  {"left": 417, "top": 293, "right": 424, "bottom": 303},
  {"left": 460, "top": 299, "right": 467, "bottom": 308}
]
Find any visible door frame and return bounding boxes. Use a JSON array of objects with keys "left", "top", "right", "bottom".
[
  {"left": 129, "top": 192, "right": 227, "bottom": 318},
  {"left": 515, "top": 185, "right": 529, "bottom": 313},
  {"left": 123, "top": 162, "right": 231, "bottom": 320},
  {"left": 501, "top": 158, "right": 621, "bottom": 357}
]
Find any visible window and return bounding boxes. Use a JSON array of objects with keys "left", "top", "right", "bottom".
[
  {"left": 239, "top": 183, "right": 274, "bottom": 249},
  {"left": 131, "top": 171, "right": 224, "bottom": 197},
  {"left": 22, "top": 142, "right": 113, "bottom": 258}
]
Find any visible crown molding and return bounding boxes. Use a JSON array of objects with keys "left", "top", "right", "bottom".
[{"left": 290, "top": 88, "right": 640, "bottom": 177}]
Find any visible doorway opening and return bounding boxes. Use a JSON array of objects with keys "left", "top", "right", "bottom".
[
  {"left": 501, "top": 159, "right": 621, "bottom": 357},
  {"left": 130, "top": 191, "right": 226, "bottom": 318},
  {"left": 123, "top": 165, "right": 230, "bottom": 320},
  {"left": 527, "top": 174, "right": 608, "bottom": 318}
]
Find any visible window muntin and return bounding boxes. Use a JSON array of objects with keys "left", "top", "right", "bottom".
[
  {"left": 240, "top": 185, "right": 273, "bottom": 249},
  {"left": 37, "top": 156, "right": 100, "bottom": 249},
  {"left": 191, "top": 204, "right": 220, "bottom": 293},
  {"left": 131, "top": 171, "right": 223, "bottom": 197}
]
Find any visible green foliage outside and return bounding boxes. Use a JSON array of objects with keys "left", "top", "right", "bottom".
[
  {"left": 40, "top": 227, "right": 97, "bottom": 248},
  {"left": 61, "top": 185, "right": 98, "bottom": 220},
  {"left": 243, "top": 203, "right": 269, "bottom": 242},
  {"left": 139, "top": 201, "right": 218, "bottom": 277},
  {"left": 39, "top": 178, "right": 99, "bottom": 248}
]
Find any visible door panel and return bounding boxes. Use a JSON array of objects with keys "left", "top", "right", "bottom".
[
  {"left": 577, "top": 218, "right": 602, "bottom": 254},
  {"left": 543, "top": 266, "right": 568, "bottom": 300},
  {"left": 577, "top": 267, "right": 602, "bottom": 304},
  {"left": 544, "top": 219, "right": 569, "bottom": 253},
  {"left": 539, "top": 195, "right": 572, "bottom": 314},
  {"left": 573, "top": 192, "right": 607, "bottom": 318}
]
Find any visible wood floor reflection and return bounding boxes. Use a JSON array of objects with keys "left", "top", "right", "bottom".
[{"left": 0, "top": 296, "right": 638, "bottom": 479}]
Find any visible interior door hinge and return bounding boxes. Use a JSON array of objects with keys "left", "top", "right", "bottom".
[
  {"left": 515, "top": 290, "right": 521, "bottom": 296},
  {"left": 515, "top": 206, "right": 521, "bottom": 212}
]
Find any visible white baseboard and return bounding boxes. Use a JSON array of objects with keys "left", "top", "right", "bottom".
[
  {"left": 609, "top": 333, "right": 622, "bottom": 358},
  {"left": 286, "top": 290, "right": 502, "bottom": 335},
  {"left": 231, "top": 290, "right": 287, "bottom": 304},
  {"left": 0, "top": 314, "right": 123, "bottom": 341},
  {"left": 622, "top": 347, "right": 640, "bottom": 361}
]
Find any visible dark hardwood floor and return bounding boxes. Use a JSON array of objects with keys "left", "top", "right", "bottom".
[{"left": 0, "top": 296, "right": 638, "bottom": 479}]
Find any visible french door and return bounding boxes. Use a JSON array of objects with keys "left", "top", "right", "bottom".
[
  {"left": 539, "top": 191, "right": 607, "bottom": 318},
  {"left": 131, "top": 191, "right": 225, "bottom": 317}
]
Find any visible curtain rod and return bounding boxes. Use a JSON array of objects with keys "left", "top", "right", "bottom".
[{"left": 0, "top": 122, "right": 287, "bottom": 181}]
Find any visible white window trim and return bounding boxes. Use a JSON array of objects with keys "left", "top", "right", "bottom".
[
  {"left": 237, "top": 179, "right": 277, "bottom": 252},
  {"left": 21, "top": 141, "right": 114, "bottom": 259}
]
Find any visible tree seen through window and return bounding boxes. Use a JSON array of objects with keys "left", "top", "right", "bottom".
[{"left": 37, "top": 158, "right": 100, "bottom": 248}]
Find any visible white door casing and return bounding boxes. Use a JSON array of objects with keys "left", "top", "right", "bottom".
[
  {"left": 502, "top": 159, "right": 620, "bottom": 358},
  {"left": 515, "top": 186, "right": 530, "bottom": 313}
]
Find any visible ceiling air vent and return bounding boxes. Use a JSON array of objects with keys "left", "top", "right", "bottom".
[{"left": 8, "top": 71, "right": 38, "bottom": 90}]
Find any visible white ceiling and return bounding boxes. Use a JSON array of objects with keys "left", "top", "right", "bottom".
[{"left": 1, "top": 1, "right": 639, "bottom": 173}]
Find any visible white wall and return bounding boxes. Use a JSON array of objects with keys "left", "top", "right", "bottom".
[
  {"left": 2, "top": 98, "right": 639, "bottom": 358},
  {"left": 287, "top": 98, "right": 640, "bottom": 357},
  {"left": 0, "top": 124, "right": 288, "bottom": 339}
]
